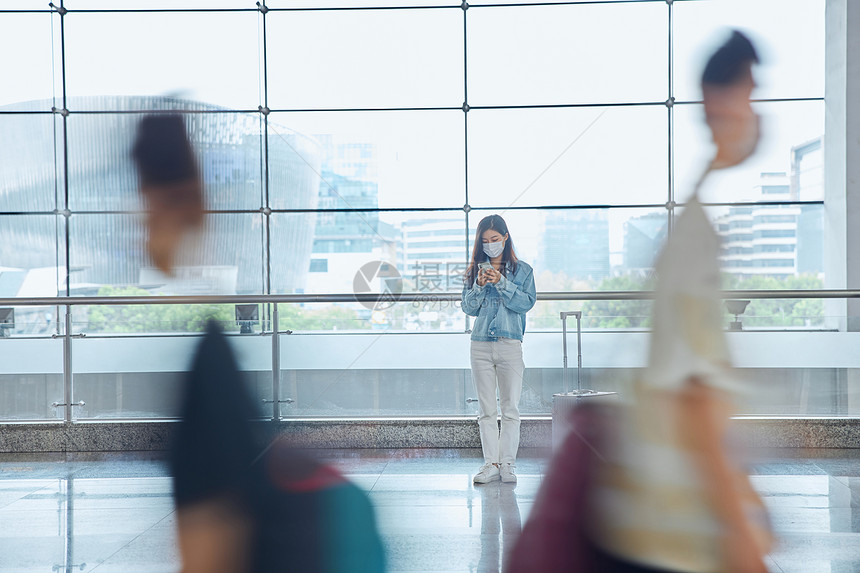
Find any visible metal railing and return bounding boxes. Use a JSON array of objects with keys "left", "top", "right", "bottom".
[
  {"left": 3, "top": 289, "right": 860, "bottom": 308},
  {"left": 1, "top": 289, "right": 857, "bottom": 423}
]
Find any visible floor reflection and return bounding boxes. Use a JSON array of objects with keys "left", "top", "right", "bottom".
[
  {"left": 56, "top": 473, "right": 86, "bottom": 572},
  {"left": 477, "top": 482, "right": 522, "bottom": 573},
  {"left": 3, "top": 449, "right": 860, "bottom": 572},
  {"left": 0, "top": 459, "right": 175, "bottom": 573}
]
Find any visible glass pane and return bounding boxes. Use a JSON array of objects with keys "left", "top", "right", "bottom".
[
  {"left": 0, "top": 215, "right": 64, "bottom": 298},
  {"left": 0, "top": 338, "right": 63, "bottom": 421},
  {"left": 673, "top": 0, "right": 825, "bottom": 101},
  {"left": 532, "top": 298, "right": 656, "bottom": 332},
  {"left": 72, "top": 331, "right": 271, "bottom": 419},
  {"left": 402, "top": 213, "right": 471, "bottom": 288},
  {"left": 266, "top": 9, "right": 463, "bottom": 109},
  {"left": 72, "top": 336, "right": 187, "bottom": 419},
  {"left": 527, "top": 367, "right": 634, "bottom": 409},
  {"left": 269, "top": 326, "right": 860, "bottom": 416},
  {"left": 725, "top": 335, "right": 860, "bottom": 415},
  {"left": 267, "top": 0, "right": 456, "bottom": 6},
  {"left": 735, "top": 368, "right": 847, "bottom": 416},
  {"left": 69, "top": 213, "right": 265, "bottom": 295},
  {"left": 702, "top": 203, "right": 824, "bottom": 290},
  {"left": 276, "top": 302, "right": 381, "bottom": 333},
  {"left": 0, "top": 13, "right": 58, "bottom": 108},
  {"left": 0, "top": 305, "right": 60, "bottom": 336},
  {"left": 469, "top": 207, "right": 665, "bottom": 292},
  {"left": 254, "top": 206, "right": 667, "bottom": 330},
  {"left": 469, "top": 0, "right": 643, "bottom": 4},
  {"left": 674, "top": 100, "right": 824, "bottom": 203},
  {"left": 275, "top": 330, "right": 629, "bottom": 416},
  {"left": 269, "top": 213, "right": 318, "bottom": 296},
  {"left": 280, "top": 366, "right": 470, "bottom": 417},
  {"left": 269, "top": 110, "right": 464, "bottom": 209},
  {"left": 77, "top": 302, "right": 247, "bottom": 335},
  {"left": 64, "top": 11, "right": 260, "bottom": 110},
  {"left": 277, "top": 298, "right": 465, "bottom": 334},
  {"left": 271, "top": 211, "right": 470, "bottom": 296},
  {"left": 68, "top": 111, "right": 262, "bottom": 211},
  {"left": 1, "top": 1, "right": 53, "bottom": 7},
  {"left": 64, "top": 0, "right": 254, "bottom": 8},
  {"left": 468, "top": 3, "right": 667, "bottom": 105},
  {"left": 271, "top": 211, "right": 403, "bottom": 296},
  {"left": 266, "top": 121, "right": 321, "bottom": 211},
  {"left": 726, "top": 298, "right": 825, "bottom": 330},
  {"left": 469, "top": 106, "right": 668, "bottom": 207},
  {"left": 279, "top": 330, "right": 469, "bottom": 416},
  {"left": 0, "top": 114, "right": 62, "bottom": 212},
  {"left": 272, "top": 303, "right": 860, "bottom": 416}
]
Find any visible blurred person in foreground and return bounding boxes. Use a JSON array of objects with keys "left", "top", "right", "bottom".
[
  {"left": 588, "top": 30, "right": 772, "bottom": 573},
  {"left": 131, "top": 113, "right": 204, "bottom": 275},
  {"left": 508, "top": 31, "right": 772, "bottom": 573},
  {"left": 132, "top": 114, "right": 386, "bottom": 573}
]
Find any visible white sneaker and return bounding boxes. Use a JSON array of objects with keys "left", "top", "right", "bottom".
[
  {"left": 473, "top": 463, "right": 500, "bottom": 484},
  {"left": 500, "top": 463, "right": 517, "bottom": 483}
]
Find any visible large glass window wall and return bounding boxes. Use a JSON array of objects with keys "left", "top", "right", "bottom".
[{"left": 0, "top": 0, "right": 831, "bottom": 420}]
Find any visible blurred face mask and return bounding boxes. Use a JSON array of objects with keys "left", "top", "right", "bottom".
[{"left": 483, "top": 240, "right": 505, "bottom": 258}]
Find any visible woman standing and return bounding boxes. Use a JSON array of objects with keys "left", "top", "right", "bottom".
[{"left": 461, "top": 215, "right": 536, "bottom": 484}]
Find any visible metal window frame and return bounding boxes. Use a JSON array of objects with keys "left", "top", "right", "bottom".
[{"left": 0, "top": 0, "right": 828, "bottom": 422}]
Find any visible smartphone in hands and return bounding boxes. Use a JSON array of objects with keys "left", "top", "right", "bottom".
[{"left": 477, "top": 261, "right": 494, "bottom": 285}]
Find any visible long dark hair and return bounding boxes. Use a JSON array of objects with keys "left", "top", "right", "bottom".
[{"left": 464, "top": 214, "right": 519, "bottom": 286}]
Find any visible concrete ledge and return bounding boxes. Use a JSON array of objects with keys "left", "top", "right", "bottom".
[
  {"left": 732, "top": 417, "right": 860, "bottom": 449},
  {"left": 272, "top": 418, "right": 552, "bottom": 450},
  {"left": 1, "top": 417, "right": 859, "bottom": 453},
  {"left": 0, "top": 421, "right": 175, "bottom": 453}
]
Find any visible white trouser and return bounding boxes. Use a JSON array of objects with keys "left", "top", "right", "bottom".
[{"left": 470, "top": 338, "right": 525, "bottom": 465}]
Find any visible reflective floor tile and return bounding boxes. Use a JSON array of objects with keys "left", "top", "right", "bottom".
[
  {"left": 769, "top": 507, "right": 860, "bottom": 534},
  {"left": 383, "top": 533, "right": 509, "bottom": 572},
  {"left": 85, "top": 518, "right": 178, "bottom": 573},
  {"left": 344, "top": 473, "right": 383, "bottom": 491},
  {"left": 1, "top": 448, "right": 860, "bottom": 572}
]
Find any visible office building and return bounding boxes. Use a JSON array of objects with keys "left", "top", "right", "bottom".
[{"left": 537, "top": 209, "right": 610, "bottom": 282}]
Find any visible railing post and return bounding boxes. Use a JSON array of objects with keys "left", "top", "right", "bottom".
[
  {"left": 271, "top": 304, "right": 280, "bottom": 421},
  {"left": 63, "top": 305, "right": 72, "bottom": 424},
  {"left": 576, "top": 312, "right": 583, "bottom": 393},
  {"left": 561, "top": 313, "right": 568, "bottom": 393},
  {"left": 560, "top": 310, "right": 583, "bottom": 395}
]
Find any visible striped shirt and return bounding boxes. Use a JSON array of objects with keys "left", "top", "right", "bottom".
[{"left": 589, "top": 197, "right": 770, "bottom": 572}]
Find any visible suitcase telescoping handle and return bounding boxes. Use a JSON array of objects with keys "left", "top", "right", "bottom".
[{"left": 559, "top": 311, "right": 583, "bottom": 395}]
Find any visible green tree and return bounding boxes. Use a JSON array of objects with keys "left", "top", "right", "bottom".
[
  {"left": 530, "top": 270, "right": 595, "bottom": 329},
  {"left": 86, "top": 287, "right": 373, "bottom": 334},
  {"left": 723, "top": 274, "right": 824, "bottom": 327},
  {"left": 86, "top": 286, "right": 235, "bottom": 333},
  {"left": 580, "top": 274, "right": 654, "bottom": 328},
  {"left": 278, "top": 303, "right": 371, "bottom": 331}
]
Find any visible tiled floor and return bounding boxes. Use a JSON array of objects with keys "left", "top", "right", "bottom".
[{"left": 0, "top": 448, "right": 859, "bottom": 572}]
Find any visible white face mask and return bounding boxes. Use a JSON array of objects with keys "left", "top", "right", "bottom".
[{"left": 483, "top": 240, "right": 505, "bottom": 258}]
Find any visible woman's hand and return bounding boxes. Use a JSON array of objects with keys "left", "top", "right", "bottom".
[
  {"left": 485, "top": 268, "right": 501, "bottom": 284},
  {"left": 476, "top": 271, "right": 488, "bottom": 287}
]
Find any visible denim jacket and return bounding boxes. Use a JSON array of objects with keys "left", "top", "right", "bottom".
[{"left": 461, "top": 261, "right": 536, "bottom": 341}]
